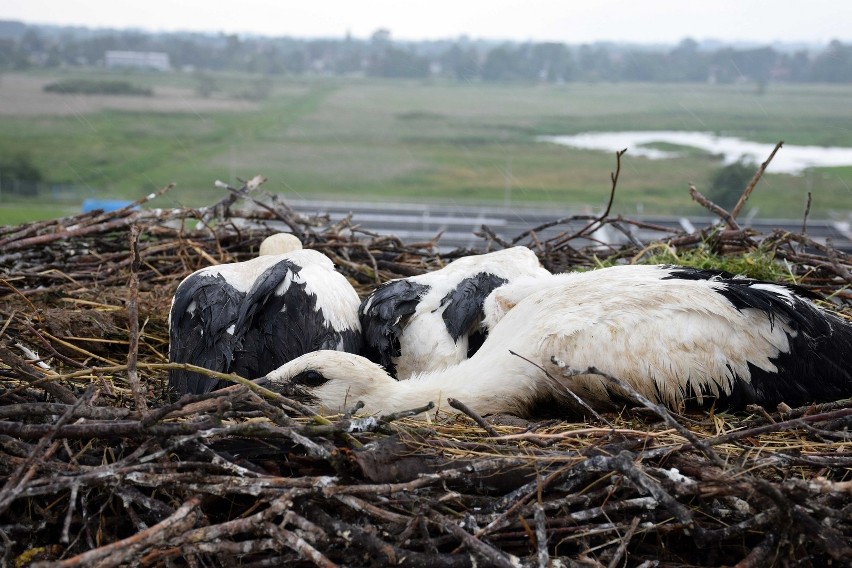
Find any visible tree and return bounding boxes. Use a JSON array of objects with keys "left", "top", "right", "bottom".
[
  {"left": 370, "top": 47, "right": 430, "bottom": 78},
  {"left": 442, "top": 44, "right": 479, "bottom": 81},
  {"left": 0, "top": 153, "right": 44, "bottom": 197},
  {"left": 810, "top": 40, "right": 852, "bottom": 82},
  {"left": 481, "top": 45, "right": 523, "bottom": 81},
  {"left": 707, "top": 159, "right": 755, "bottom": 210}
]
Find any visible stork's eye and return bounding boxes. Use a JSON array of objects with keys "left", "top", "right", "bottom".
[{"left": 292, "top": 370, "right": 329, "bottom": 388}]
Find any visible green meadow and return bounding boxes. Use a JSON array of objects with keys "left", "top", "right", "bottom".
[{"left": 1, "top": 69, "right": 851, "bottom": 224}]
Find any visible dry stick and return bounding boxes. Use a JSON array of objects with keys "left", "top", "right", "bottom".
[
  {"left": 0, "top": 387, "right": 93, "bottom": 516},
  {"left": 689, "top": 184, "right": 740, "bottom": 230},
  {"left": 263, "top": 523, "right": 338, "bottom": 568},
  {"left": 20, "top": 320, "right": 88, "bottom": 369},
  {"left": 0, "top": 278, "right": 42, "bottom": 323},
  {"left": 126, "top": 224, "right": 147, "bottom": 414},
  {"left": 430, "top": 511, "right": 518, "bottom": 568},
  {"left": 607, "top": 516, "right": 641, "bottom": 568},
  {"left": 508, "top": 214, "right": 597, "bottom": 247},
  {"left": 730, "top": 141, "right": 784, "bottom": 221},
  {"left": 36, "top": 495, "right": 203, "bottom": 568},
  {"left": 0, "top": 415, "right": 222, "bottom": 440},
  {"left": 549, "top": 148, "right": 626, "bottom": 250},
  {"left": 336, "top": 494, "right": 412, "bottom": 525},
  {"left": 734, "top": 530, "right": 781, "bottom": 568},
  {"left": 533, "top": 503, "right": 548, "bottom": 568},
  {"left": 824, "top": 238, "right": 852, "bottom": 284},
  {"left": 0, "top": 344, "right": 77, "bottom": 404},
  {"left": 578, "top": 148, "right": 625, "bottom": 236},
  {"left": 2, "top": 183, "right": 174, "bottom": 253},
  {"left": 790, "top": 504, "right": 852, "bottom": 562},
  {"left": 447, "top": 398, "right": 500, "bottom": 437},
  {"left": 478, "top": 223, "right": 514, "bottom": 248},
  {"left": 511, "top": 350, "right": 613, "bottom": 428},
  {"left": 0, "top": 402, "right": 133, "bottom": 421},
  {"left": 560, "top": 362, "right": 727, "bottom": 470},
  {"left": 801, "top": 190, "right": 812, "bottom": 236},
  {"left": 60, "top": 361, "right": 320, "bottom": 419},
  {"left": 700, "top": 406, "right": 852, "bottom": 448}
]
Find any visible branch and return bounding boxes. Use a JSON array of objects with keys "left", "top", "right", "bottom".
[
  {"left": 730, "top": 141, "right": 783, "bottom": 220},
  {"left": 689, "top": 184, "right": 740, "bottom": 230}
]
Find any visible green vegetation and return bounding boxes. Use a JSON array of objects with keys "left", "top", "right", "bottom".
[
  {"left": 1, "top": 71, "right": 851, "bottom": 225},
  {"left": 708, "top": 159, "right": 758, "bottom": 210},
  {"left": 0, "top": 153, "right": 43, "bottom": 196},
  {"left": 634, "top": 246, "right": 796, "bottom": 283},
  {"left": 0, "top": 202, "right": 77, "bottom": 225},
  {"left": 43, "top": 78, "right": 153, "bottom": 96}
]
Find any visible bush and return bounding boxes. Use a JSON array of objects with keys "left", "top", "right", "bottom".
[
  {"left": 707, "top": 158, "right": 756, "bottom": 210},
  {"left": 0, "top": 153, "right": 44, "bottom": 196},
  {"left": 43, "top": 79, "right": 153, "bottom": 96}
]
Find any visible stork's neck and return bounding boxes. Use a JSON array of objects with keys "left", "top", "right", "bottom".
[{"left": 377, "top": 352, "right": 539, "bottom": 416}]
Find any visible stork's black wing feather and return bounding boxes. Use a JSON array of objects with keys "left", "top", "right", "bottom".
[
  {"left": 233, "top": 259, "right": 360, "bottom": 379},
  {"left": 358, "top": 279, "right": 430, "bottom": 376},
  {"left": 664, "top": 266, "right": 852, "bottom": 407},
  {"left": 439, "top": 272, "right": 508, "bottom": 342},
  {"left": 168, "top": 273, "right": 245, "bottom": 394}
]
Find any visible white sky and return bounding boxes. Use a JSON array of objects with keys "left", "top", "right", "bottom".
[{"left": 2, "top": 0, "right": 849, "bottom": 45}]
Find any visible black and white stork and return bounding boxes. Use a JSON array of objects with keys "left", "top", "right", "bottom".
[
  {"left": 358, "top": 246, "right": 551, "bottom": 378},
  {"left": 168, "top": 234, "right": 362, "bottom": 395},
  {"left": 264, "top": 264, "right": 852, "bottom": 418}
]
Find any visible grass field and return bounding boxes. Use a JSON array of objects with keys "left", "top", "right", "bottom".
[{"left": 1, "top": 68, "right": 851, "bottom": 224}]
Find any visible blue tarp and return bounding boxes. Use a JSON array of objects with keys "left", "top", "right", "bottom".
[{"left": 81, "top": 199, "right": 135, "bottom": 213}]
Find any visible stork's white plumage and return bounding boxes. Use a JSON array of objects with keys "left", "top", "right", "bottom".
[
  {"left": 268, "top": 265, "right": 852, "bottom": 418},
  {"left": 168, "top": 234, "right": 362, "bottom": 395},
  {"left": 358, "top": 246, "right": 551, "bottom": 378}
]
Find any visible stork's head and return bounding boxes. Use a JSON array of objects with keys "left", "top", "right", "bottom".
[
  {"left": 265, "top": 350, "right": 396, "bottom": 415},
  {"left": 259, "top": 233, "right": 303, "bottom": 256}
]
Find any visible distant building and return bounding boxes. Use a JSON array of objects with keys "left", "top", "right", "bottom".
[{"left": 105, "top": 51, "right": 171, "bottom": 71}]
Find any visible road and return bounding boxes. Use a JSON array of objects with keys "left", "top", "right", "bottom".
[{"left": 286, "top": 198, "right": 852, "bottom": 253}]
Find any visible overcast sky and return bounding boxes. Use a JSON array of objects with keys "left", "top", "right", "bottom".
[{"left": 3, "top": 1, "right": 849, "bottom": 45}]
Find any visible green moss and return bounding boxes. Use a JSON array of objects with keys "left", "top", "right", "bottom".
[{"left": 635, "top": 245, "right": 796, "bottom": 283}]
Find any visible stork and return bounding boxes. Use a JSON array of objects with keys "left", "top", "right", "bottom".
[
  {"left": 359, "top": 246, "right": 551, "bottom": 378},
  {"left": 266, "top": 265, "right": 852, "bottom": 418},
  {"left": 168, "top": 234, "right": 362, "bottom": 394}
]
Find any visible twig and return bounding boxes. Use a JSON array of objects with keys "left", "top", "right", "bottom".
[
  {"left": 0, "top": 387, "right": 93, "bottom": 516},
  {"left": 126, "top": 224, "right": 147, "bottom": 414},
  {"left": 801, "top": 191, "right": 812, "bottom": 236},
  {"left": 430, "top": 511, "right": 519, "bottom": 568},
  {"left": 689, "top": 184, "right": 740, "bottom": 230},
  {"left": 557, "top": 362, "right": 727, "bottom": 470},
  {"left": 0, "top": 344, "right": 78, "bottom": 404},
  {"left": 533, "top": 503, "right": 549, "bottom": 568},
  {"left": 548, "top": 149, "right": 626, "bottom": 249},
  {"left": 36, "top": 495, "right": 202, "bottom": 567},
  {"left": 447, "top": 398, "right": 500, "bottom": 437},
  {"left": 730, "top": 141, "right": 783, "bottom": 220},
  {"left": 510, "top": 350, "right": 613, "bottom": 427},
  {"left": 607, "top": 516, "right": 640, "bottom": 568}
]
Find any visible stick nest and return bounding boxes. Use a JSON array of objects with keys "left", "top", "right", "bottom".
[{"left": 1, "top": 177, "right": 851, "bottom": 567}]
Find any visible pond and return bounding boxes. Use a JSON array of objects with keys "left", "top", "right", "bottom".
[{"left": 539, "top": 131, "right": 852, "bottom": 175}]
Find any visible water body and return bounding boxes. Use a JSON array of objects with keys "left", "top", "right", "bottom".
[{"left": 539, "top": 131, "right": 852, "bottom": 175}]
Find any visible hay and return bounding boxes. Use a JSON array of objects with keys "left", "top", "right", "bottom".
[{"left": 1, "top": 177, "right": 851, "bottom": 567}]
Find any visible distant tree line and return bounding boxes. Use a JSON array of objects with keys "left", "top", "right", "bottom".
[{"left": 1, "top": 22, "right": 852, "bottom": 84}]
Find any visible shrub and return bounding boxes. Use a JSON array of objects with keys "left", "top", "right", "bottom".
[
  {"left": 707, "top": 158, "right": 756, "bottom": 210},
  {"left": 43, "top": 79, "right": 153, "bottom": 96},
  {"left": 0, "top": 153, "right": 44, "bottom": 196}
]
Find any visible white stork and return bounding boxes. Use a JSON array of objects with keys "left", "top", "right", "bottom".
[
  {"left": 265, "top": 264, "right": 852, "bottom": 418},
  {"left": 358, "top": 246, "right": 551, "bottom": 379},
  {"left": 168, "top": 234, "right": 362, "bottom": 395}
]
